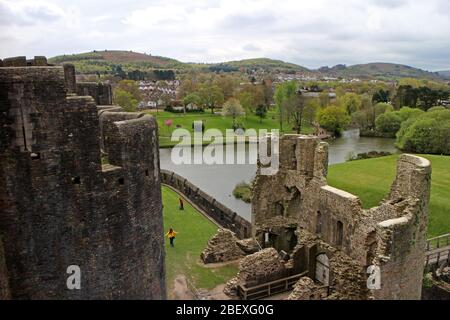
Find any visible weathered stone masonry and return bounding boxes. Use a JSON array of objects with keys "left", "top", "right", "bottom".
[
  {"left": 0, "top": 56, "right": 166, "bottom": 299},
  {"left": 246, "top": 134, "right": 431, "bottom": 300}
]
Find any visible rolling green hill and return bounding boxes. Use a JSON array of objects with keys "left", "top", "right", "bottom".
[
  {"left": 48, "top": 50, "right": 185, "bottom": 73},
  {"left": 207, "top": 58, "right": 310, "bottom": 73},
  {"left": 318, "top": 62, "right": 440, "bottom": 80},
  {"left": 48, "top": 50, "right": 444, "bottom": 80},
  {"left": 49, "top": 50, "right": 310, "bottom": 74}
]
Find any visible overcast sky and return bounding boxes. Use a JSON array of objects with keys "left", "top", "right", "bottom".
[{"left": 1, "top": 0, "right": 449, "bottom": 71}]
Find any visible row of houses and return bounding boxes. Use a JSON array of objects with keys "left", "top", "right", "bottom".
[{"left": 138, "top": 80, "right": 179, "bottom": 109}]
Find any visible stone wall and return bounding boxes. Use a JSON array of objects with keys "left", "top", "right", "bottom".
[
  {"left": 76, "top": 82, "right": 113, "bottom": 105},
  {"left": 0, "top": 58, "right": 165, "bottom": 299},
  {"left": 160, "top": 169, "right": 252, "bottom": 239},
  {"left": 0, "top": 237, "right": 10, "bottom": 299},
  {"left": 250, "top": 134, "right": 431, "bottom": 300}
]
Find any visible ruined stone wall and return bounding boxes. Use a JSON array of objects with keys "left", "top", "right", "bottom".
[
  {"left": 76, "top": 82, "right": 113, "bottom": 105},
  {"left": 250, "top": 135, "right": 431, "bottom": 300},
  {"left": 0, "top": 60, "right": 165, "bottom": 299},
  {"left": 160, "top": 169, "right": 252, "bottom": 239},
  {"left": 372, "top": 155, "right": 431, "bottom": 299},
  {"left": 0, "top": 237, "right": 10, "bottom": 299}
]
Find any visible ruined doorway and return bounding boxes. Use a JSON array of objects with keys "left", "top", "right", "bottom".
[
  {"left": 365, "top": 231, "right": 377, "bottom": 266},
  {"left": 286, "top": 188, "right": 301, "bottom": 218},
  {"left": 315, "top": 253, "right": 330, "bottom": 286},
  {"left": 273, "top": 202, "right": 284, "bottom": 217}
]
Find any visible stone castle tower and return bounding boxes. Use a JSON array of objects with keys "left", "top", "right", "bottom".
[{"left": 0, "top": 56, "right": 166, "bottom": 299}]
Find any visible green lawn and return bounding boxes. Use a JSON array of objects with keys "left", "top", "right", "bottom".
[
  {"left": 162, "top": 186, "right": 238, "bottom": 297},
  {"left": 327, "top": 154, "right": 450, "bottom": 237},
  {"left": 152, "top": 109, "right": 314, "bottom": 147}
]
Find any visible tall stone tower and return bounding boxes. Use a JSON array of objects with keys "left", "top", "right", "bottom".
[{"left": 0, "top": 56, "right": 166, "bottom": 299}]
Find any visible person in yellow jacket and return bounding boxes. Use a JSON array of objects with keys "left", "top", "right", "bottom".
[{"left": 166, "top": 228, "right": 178, "bottom": 247}]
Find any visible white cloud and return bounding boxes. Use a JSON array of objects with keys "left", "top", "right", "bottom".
[{"left": 0, "top": 0, "right": 449, "bottom": 70}]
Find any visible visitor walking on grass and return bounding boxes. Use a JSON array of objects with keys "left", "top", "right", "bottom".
[
  {"left": 179, "top": 197, "right": 184, "bottom": 210},
  {"left": 166, "top": 228, "right": 178, "bottom": 247}
]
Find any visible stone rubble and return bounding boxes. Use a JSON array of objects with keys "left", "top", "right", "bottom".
[
  {"left": 287, "top": 277, "right": 328, "bottom": 300},
  {"left": 201, "top": 229, "right": 244, "bottom": 264}
]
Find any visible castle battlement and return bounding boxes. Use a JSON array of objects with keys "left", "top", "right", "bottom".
[{"left": 0, "top": 57, "right": 165, "bottom": 299}]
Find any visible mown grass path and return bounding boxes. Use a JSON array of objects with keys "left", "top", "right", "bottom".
[{"left": 161, "top": 186, "right": 238, "bottom": 298}]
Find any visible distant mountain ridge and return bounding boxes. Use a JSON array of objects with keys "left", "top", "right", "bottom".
[
  {"left": 438, "top": 70, "right": 450, "bottom": 78},
  {"left": 48, "top": 50, "right": 443, "bottom": 80},
  {"left": 317, "top": 62, "right": 441, "bottom": 80}
]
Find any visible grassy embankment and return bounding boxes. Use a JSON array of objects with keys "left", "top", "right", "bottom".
[
  {"left": 162, "top": 186, "right": 238, "bottom": 298},
  {"left": 151, "top": 109, "right": 314, "bottom": 147},
  {"left": 328, "top": 154, "right": 450, "bottom": 238}
]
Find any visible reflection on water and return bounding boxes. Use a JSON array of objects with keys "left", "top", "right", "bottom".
[{"left": 159, "top": 130, "right": 398, "bottom": 221}]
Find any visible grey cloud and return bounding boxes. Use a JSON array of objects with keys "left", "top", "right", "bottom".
[
  {"left": 371, "top": 0, "right": 407, "bottom": 8},
  {"left": 218, "top": 13, "right": 277, "bottom": 30},
  {"left": 1, "top": 0, "right": 450, "bottom": 70},
  {"left": 243, "top": 43, "right": 260, "bottom": 51},
  {"left": 0, "top": 2, "right": 62, "bottom": 26}
]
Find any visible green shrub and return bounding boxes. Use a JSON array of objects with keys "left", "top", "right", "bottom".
[
  {"left": 232, "top": 182, "right": 252, "bottom": 203},
  {"left": 375, "top": 112, "right": 402, "bottom": 137},
  {"left": 427, "top": 106, "right": 446, "bottom": 112},
  {"left": 396, "top": 106, "right": 424, "bottom": 121},
  {"left": 396, "top": 109, "right": 450, "bottom": 154},
  {"left": 316, "top": 106, "right": 350, "bottom": 136}
]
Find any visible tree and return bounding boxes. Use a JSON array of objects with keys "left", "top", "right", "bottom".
[
  {"left": 396, "top": 109, "right": 450, "bottom": 155},
  {"left": 223, "top": 98, "right": 244, "bottom": 130},
  {"left": 238, "top": 84, "right": 265, "bottom": 116},
  {"left": 316, "top": 106, "right": 350, "bottom": 136},
  {"left": 182, "top": 93, "right": 202, "bottom": 114},
  {"left": 198, "top": 83, "right": 224, "bottom": 114},
  {"left": 115, "top": 80, "right": 141, "bottom": 101},
  {"left": 393, "top": 85, "right": 418, "bottom": 109},
  {"left": 237, "top": 91, "right": 253, "bottom": 118},
  {"left": 274, "top": 81, "right": 297, "bottom": 132},
  {"left": 177, "top": 73, "right": 199, "bottom": 99},
  {"left": 114, "top": 89, "right": 137, "bottom": 112},
  {"left": 372, "top": 89, "right": 389, "bottom": 103},
  {"left": 319, "top": 92, "right": 330, "bottom": 108},
  {"left": 213, "top": 75, "right": 238, "bottom": 100},
  {"left": 261, "top": 79, "right": 274, "bottom": 107},
  {"left": 339, "top": 93, "right": 362, "bottom": 114},
  {"left": 282, "top": 94, "right": 306, "bottom": 134},
  {"left": 375, "top": 112, "right": 402, "bottom": 137},
  {"left": 255, "top": 104, "right": 267, "bottom": 123}
]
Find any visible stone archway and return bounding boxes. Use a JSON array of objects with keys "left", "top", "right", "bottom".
[{"left": 315, "top": 253, "right": 330, "bottom": 286}]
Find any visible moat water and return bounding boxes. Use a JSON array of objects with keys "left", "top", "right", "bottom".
[{"left": 159, "top": 129, "right": 398, "bottom": 221}]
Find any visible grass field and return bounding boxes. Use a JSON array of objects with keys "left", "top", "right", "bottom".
[
  {"left": 162, "top": 186, "right": 238, "bottom": 297},
  {"left": 152, "top": 109, "right": 314, "bottom": 147},
  {"left": 328, "top": 154, "right": 450, "bottom": 237}
]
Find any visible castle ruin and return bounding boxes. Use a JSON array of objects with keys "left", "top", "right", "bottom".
[
  {"left": 0, "top": 56, "right": 166, "bottom": 299},
  {"left": 227, "top": 134, "right": 431, "bottom": 300}
]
